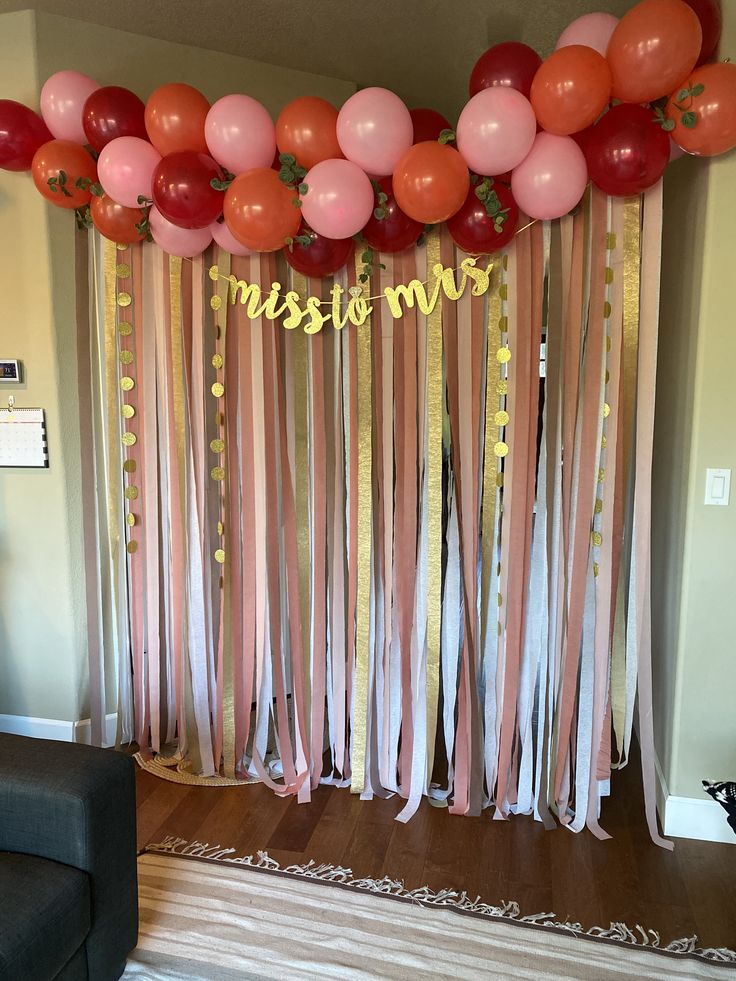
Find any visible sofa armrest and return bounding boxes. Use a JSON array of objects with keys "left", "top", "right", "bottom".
[{"left": 0, "top": 733, "right": 138, "bottom": 981}]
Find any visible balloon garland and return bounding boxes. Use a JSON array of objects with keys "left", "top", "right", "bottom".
[{"left": 1, "top": 0, "right": 733, "bottom": 271}]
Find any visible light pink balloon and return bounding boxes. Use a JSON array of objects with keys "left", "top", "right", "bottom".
[
  {"left": 150, "top": 206, "right": 212, "bottom": 257},
  {"left": 336, "top": 87, "right": 413, "bottom": 177},
  {"left": 457, "top": 87, "right": 537, "bottom": 177},
  {"left": 98, "top": 136, "right": 161, "bottom": 209},
  {"left": 669, "top": 137, "right": 686, "bottom": 162},
  {"left": 205, "top": 95, "right": 276, "bottom": 175},
  {"left": 555, "top": 12, "right": 619, "bottom": 57},
  {"left": 511, "top": 132, "right": 588, "bottom": 221},
  {"left": 301, "top": 159, "right": 374, "bottom": 239},
  {"left": 210, "top": 218, "right": 253, "bottom": 256},
  {"left": 40, "top": 70, "right": 99, "bottom": 143}
]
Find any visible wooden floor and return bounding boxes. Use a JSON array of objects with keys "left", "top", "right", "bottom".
[{"left": 135, "top": 747, "right": 736, "bottom": 951}]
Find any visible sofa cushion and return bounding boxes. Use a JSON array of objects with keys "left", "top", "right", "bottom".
[{"left": 0, "top": 852, "right": 91, "bottom": 981}]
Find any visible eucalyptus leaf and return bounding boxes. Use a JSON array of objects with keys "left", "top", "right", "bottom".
[
  {"left": 373, "top": 207, "right": 386, "bottom": 220},
  {"left": 279, "top": 153, "right": 296, "bottom": 166},
  {"left": 359, "top": 273, "right": 368, "bottom": 283},
  {"left": 661, "top": 118, "right": 676, "bottom": 132},
  {"left": 292, "top": 196, "right": 302, "bottom": 207},
  {"left": 691, "top": 83, "right": 705, "bottom": 97},
  {"left": 681, "top": 111, "right": 698, "bottom": 129},
  {"left": 438, "top": 128, "right": 456, "bottom": 145},
  {"left": 677, "top": 88, "right": 689, "bottom": 103},
  {"left": 298, "top": 182, "right": 308, "bottom": 195},
  {"left": 137, "top": 195, "right": 152, "bottom": 206}
]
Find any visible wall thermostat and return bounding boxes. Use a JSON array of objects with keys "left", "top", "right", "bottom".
[{"left": 0, "top": 360, "right": 22, "bottom": 382}]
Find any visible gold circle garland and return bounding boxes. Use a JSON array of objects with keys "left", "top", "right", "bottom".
[
  {"left": 117, "top": 291, "right": 132, "bottom": 307},
  {"left": 211, "top": 382, "right": 225, "bottom": 398},
  {"left": 120, "top": 376, "right": 135, "bottom": 392},
  {"left": 122, "top": 404, "right": 135, "bottom": 419},
  {"left": 210, "top": 438, "right": 225, "bottom": 453},
  {"left": 122, "top": 431, "right": 137, "bottom": 447},
  {"left": 493, "top": 441, "right": 509, "bottom": 458},
  {"left": 214, "top": 548, "right": 225, "bottom": 564}
]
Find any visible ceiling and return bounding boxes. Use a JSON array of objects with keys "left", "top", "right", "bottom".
[{"left": 0, "top": 0, "right": 630, "bottom": 120}]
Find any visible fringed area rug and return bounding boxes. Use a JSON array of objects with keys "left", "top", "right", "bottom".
[{"left": 123, "top": 837, "right": 736, "bottom": 981}]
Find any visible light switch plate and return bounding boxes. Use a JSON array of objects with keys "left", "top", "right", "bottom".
[{"left": 705, "top": 468, "right": 731, "bottom": 506}]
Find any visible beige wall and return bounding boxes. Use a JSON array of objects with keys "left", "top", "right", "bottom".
[
  {"left": 652, "top": 6, "right": 736, "bottom": 798},
  {"left": 0, "top": 10, "right": 354, "bottom": 722}
]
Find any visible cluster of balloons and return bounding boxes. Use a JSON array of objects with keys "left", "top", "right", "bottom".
[{"left": 0, "top": 0, "right": 734, "bottom": 276}]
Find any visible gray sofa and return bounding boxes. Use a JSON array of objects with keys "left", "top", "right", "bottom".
[{"left": 0, "top": 733, "right": 138, "bottom": 980}]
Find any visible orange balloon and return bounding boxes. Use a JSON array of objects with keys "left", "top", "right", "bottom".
[
  {"left": 223, "top": 168, "right": 301, "bottom": 252},
  {"left": 392, "top": 142, "right": 469, "bottom": 224},
  {"left": 531, "top": 46, "right": 611, "bottom": 136},
  {"left": 668, "top": 62, "right": 736, "bottom": 156},
  {"left": 276, "top": 96, "right": 343, "bottom": 170},
  {"left": 90, "top": 193, "right": 145, "bottom": 243},
  {"left": 31, "top": 140, "right": 97, "bottom": 209},
  {"left": 607, "top": 0, "right": 702, "bottom": 104},
  {"left": 145, "top": 83, "right": 209, "bottom": 156}
]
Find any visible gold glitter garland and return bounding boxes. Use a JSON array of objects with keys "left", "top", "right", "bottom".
[
  {"left": 592, "top": 218, "right": 616, "bottom": 576},
  {"left": 117, "top": 242, "right": 138, "bottom": 556},
  {"left": 209, "top": 257, "right": 229, "bottom": 570}
]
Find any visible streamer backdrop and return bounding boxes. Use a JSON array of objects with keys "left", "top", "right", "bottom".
[{"left": 78, "top": 182, "right": 669, "bottom": 845}]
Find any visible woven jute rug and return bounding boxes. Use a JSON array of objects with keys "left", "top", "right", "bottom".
[{"left": 123, "top": 835, "right": 736, "bottom": 980}]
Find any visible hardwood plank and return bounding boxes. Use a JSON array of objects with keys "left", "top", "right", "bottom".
[{"left": 133, "top": 745, "right": 736, "bottom": 952}]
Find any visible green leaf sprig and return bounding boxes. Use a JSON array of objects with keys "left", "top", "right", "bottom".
[
  {"left": 654, "top": 82, "right": 704, "bottom": 131},
  {"left": 354, "top": 239, "right": 386, "bottom": 284},
  {"left": 474, "top": 177, "right": 509, "bottom": 233},
  {"left": 284, "top": 232, "right": 314, "bottom": 252},
  {"left": 210, "top": 170, "right": 235, "bottom": 192},
  {"left": 75, "top": 176, "right": 104, "bottom": 195},
  {"left": 370, "top": 179, "right": 390, "bottom": 220},
  {"left": 75, "top": 206, "right": 93, "bottom": 230},
  {"left": 47, "top": 169, "right": 73, "bottom": 197},
  {"left": 438, "top": 129, "right": 456, "bottom": 145},
  {"left": 277, "top": 153, "right": 308, "bottom": 207}
]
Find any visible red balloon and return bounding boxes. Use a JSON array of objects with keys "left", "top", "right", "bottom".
[
  {"left": 82, "top": 86, "right": 147, "bottom": 153},
  {"left": 361, "top": 177, "right": 423, "bottom": 253},
  {"left": 283, "top": 222, "right": 354, "bottom": 278},
  {"left": 410, "top": 108, "right": 451, "bottom": 143},
  {"left": 0, "top": 100, "right": 52, "bottom": 171},
  {"left": 447, "top": 181, "right": 519, "bottom": 254},
  {"left": 152, "top": 151, "right": 224, "bottom": 229},
  {"left": 145, "top": 83, "right": 209, "bottom": 156},
  {"left": 276, "top": 96, "right": 342, "bottom": 170},
  {"left": 90, "top": 193, "right": 145, "bottom": 243},
  {"left": 393, "top": 142, "right": 469, "bottom": 224},
  {"left": 469, "top": 42, "right": 542, "bottom": 99},
  {"left": 224, "top": 168, "right": 301, "bottom": 252},
  {"left": 682, "top": 0, "right": 722, "bottom": 65},
  {"left": 31, "top": 140, "right": 98, "bottom": 208},
  {"left": 585, "top": 104, "right": 670, "bottom": 196}
]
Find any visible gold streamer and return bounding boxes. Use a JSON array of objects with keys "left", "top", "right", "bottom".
[
  {"left": 290, "top": 271, "right": 312, "bottom": 693},
  {"left": 622, "top": 198, "right": 641, "bottom": 491},
  {"left": 169, "top": 256, "right": 202, "bottom": 775},
  {"left": 350, "top": 254, "right": 373, "bottom": 795},
  {"left": 480, "top": 263, "right": 504, "bottom": 651},
  {"left": 424, "top": 228, "right": 443, "bottom": 782},
  {"left": 103, "top": 238, "right": 124, "bottom": 743}
]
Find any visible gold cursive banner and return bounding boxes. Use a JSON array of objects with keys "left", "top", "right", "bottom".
[{"left": 212, "top": 256, "right": 494, "bottom": 334}]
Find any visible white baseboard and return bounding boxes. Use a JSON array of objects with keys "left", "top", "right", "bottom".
[
  {"left": 0, "top": 712, "right": 118, "bottom": 749},
  {"left": 655, "top": 753, "right": 734, "bottom": 845}
]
